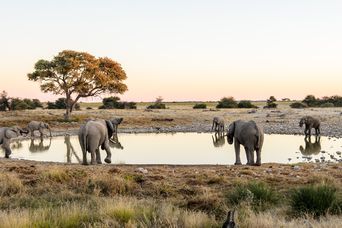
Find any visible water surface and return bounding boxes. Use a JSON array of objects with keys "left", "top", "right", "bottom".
[{"left": 4, "top": 133, "right": 342, "bottom": 165}]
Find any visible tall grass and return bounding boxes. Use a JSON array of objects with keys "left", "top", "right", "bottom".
[
  {"left": 290, "top": 184, "right": 341, "bottom": 217},
  {"left": 227, "top": 181, "right": 279, "bottom": 212},
  {"left": 0, "top": 197, "right": 218, "bottom": 228}
]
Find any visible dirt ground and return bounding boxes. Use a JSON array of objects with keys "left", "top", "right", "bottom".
[{"left": 0, "top": 102, "right": 342, "bottom": 137}]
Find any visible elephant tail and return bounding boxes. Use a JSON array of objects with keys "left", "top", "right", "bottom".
[
  {"left": 255, "top": 125, "right": 263, "bottom": 150},
  {"left": 79, "top": 125, "right": 88, "bottom": 153}
]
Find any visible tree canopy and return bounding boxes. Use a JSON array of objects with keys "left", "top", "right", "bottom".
[{"left": 28, "top": 50, "right": 128, "bottom": 119}]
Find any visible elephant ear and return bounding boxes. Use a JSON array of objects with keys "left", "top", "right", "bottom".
[
  {"left": 105, "top": 120, "right": 114, "bottom": 138},
  {"left": 227, "top": 122, "right": 235, "bottom": 144},
  {"left": 228, "top": 122, "right": 235, "bottom": 136},
  {"left": 5, "top": 128, "right": 18, "bottom": 139}
]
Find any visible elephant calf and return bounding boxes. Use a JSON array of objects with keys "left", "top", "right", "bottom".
[
  {"left": 299, "top": 116, "right": 320, "bottom": 137},
  {"left": 0, "top": 127, "right": 27, "bottom": 158},
  {"left": 212, "top": 117, "right": 225, "bottom": 134},
  {"left": 79, "top": 118, "right": 119, "bottom": 165},
  {"left": 227, "top": 120, "right": 264, "bottom": 166},
  {"left": 27, "top": 121, "right": 52, "bottom": 137}
]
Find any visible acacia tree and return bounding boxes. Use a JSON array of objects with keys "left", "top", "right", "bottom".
[{"left": 28, "top": 50, "right": 128, "bottom": 119}]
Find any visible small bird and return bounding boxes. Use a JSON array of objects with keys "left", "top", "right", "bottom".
[{"left": 222, "top": 210, "right": 236, "bottom": 228}]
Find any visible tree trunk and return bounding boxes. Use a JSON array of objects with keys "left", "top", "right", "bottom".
[
  {"left": 65, "top": 107, "right": 71, "bottom": 120},
  {"left": 64, "top": 95, "right": 72, "bottom": 120}
]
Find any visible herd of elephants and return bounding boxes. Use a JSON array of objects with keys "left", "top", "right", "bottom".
[{"left": 0, "top": 116, "right": 321, "bottom": 165}]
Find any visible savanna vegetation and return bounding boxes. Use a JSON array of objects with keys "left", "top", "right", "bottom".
[
  {"left": 302, "top": 95, "right": 342, "bottom": 108},
  {"left": 0, "top": 160, "right": 341, "bottom": 227},
  {"left": 0, "top": 91, "right": 43, "bottom": 111},
  {"left": 146, "top": 97, "right": 167, "bottom": 109},
  {"left": 99, "top": 96, "right": 137, "bottom": 110},
  {"left": 27, "top": 50, "right": 128, "bottom": 120}
]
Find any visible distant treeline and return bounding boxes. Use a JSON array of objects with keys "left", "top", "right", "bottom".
[
  {"left": 0, "top": 91, "right": 43, "bottom": 111},
  {"left": 99, "top": 96, "right": 137, "bottom": 109}
]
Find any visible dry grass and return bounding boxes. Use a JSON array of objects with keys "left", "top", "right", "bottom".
[{"left": 0, "top": 160, "right": 341, "bottom": 226}]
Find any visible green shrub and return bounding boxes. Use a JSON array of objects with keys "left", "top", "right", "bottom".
[
  {"left": 320, "top": 102, "right": 334, "bottom": 108},
  {"left": 193, "top": 103, "right": 207, "bottom": 109},
  {"left": 147, "top": 97, "right": 166, "bottom": 109},
  {"left": 290, "top": 184, "right": 339, "bottom": 217},
  {"left": 264, "top": 96, "right": 278, "bottom": 109},
  {"left": 216, "top": 97, "right": 238, "bottom": 108},
  {"left": 47, "top": 98, "right": 80, "bottom": 110},
  {"left": 290, "top": 102, "right": 307, "bottom": 109},
  {"left": 99, "top": 96, "right": 137, "bottom": 109},
  {"left": 228, "top": 182, "right": 279, "bottom": 211},
  {"left": 238, "top": 100, "right": 257, "bottom": 108}
]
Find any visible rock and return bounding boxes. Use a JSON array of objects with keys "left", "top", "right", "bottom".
[
  {"left": 136, "top": 167, "right": 148, "bottom": 174},
  {"left": 292, "top": 165, "right": 300, "bottom": 171}
]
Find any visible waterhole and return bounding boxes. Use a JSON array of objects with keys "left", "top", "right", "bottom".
[{"left": 3, "top": 133, "right": 342, "bottom": 165}]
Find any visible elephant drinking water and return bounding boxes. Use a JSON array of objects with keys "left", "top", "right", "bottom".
[
  {"left": 227, "top": 120, "right": 264, "bottom": 166},
  {"left": 0, "top": 126, "right": 28, "bottom": 158}
]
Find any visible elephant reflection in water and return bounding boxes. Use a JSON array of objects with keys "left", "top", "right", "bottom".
[
  {"left": 29, "top": 137, "right": 51, "bottom": 153},
  {"left": 212, "top": 133, "right": 225, "bottom": 147},
  {"left": 65, "top": 135, "right": 81, "bottom": 163},
  {"left": 299, "top": 136, "right": 321, "bottom": 156},
  {"left": 109, "top": 134, "right": 124, "bottom": 150}
]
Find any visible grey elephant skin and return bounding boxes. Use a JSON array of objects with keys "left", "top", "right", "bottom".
[
  {"left": 299, "top": 116, "right": 320, "bottom": 137},
  {"left": 227, "top": 120, "right": 264, "bottom": 166},
  {"left": 27, "top": 121, "right": 52, "bottom": 137},
  {"left": 0, "top": 127, "right": 27, "bottom": 158},
  {"left": 212, "top": 117, "right": 225, "bottom": 134},
  {"left": 78, "top": 119, "right": 118, "bottom": 165},
  {"left": 111, "top": 117, "right": 123, "bottom": 134}
]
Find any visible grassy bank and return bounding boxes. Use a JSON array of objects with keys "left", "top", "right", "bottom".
[{"left": 0, "top": 160, "right": 342, "bottom": 227}]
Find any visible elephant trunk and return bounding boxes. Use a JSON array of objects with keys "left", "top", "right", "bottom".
[{"left": 48, "top": 126, "right": 52, "bottom": 137}]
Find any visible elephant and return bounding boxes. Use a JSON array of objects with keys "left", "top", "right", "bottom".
[
  {"left": 0, "top": 126, "right": 28, "bottom": 158},
  {"left": 227, "top": 120, "right": 264, "bottom": 166},
  {"left": 27, "top": 121, "right": 52, "bottom": 138},
  {"left": 29, "top": 137, "right": 51, "bottom": 153},
  {"left": 299, "top": 116, "right": 320, "bottom": 137},
  {"left": 212, "top": 117, "right": 225, "bottom": 134},
  {"left": 212, "top": 134, "right": 225, "bottom": 147},
  {"left": 78, "top": 119, "right": 117, "bottom": 165},
  {"left": 299, "top": 136, "right": 321, "bottom": 156}
]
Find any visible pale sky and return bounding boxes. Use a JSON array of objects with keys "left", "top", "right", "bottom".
[{"left": 1, "top": 0, "right": 342, "bottom": 102}]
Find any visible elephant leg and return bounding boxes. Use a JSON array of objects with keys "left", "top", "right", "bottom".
[
  {"left": 90, "top": 150, "right": 97, "bottom": 165},
  {"left": 308, "top": 128, "right": 311, "bottom": 137},
  {"left": 255, "top": 148, "right": 262, "bottom": 166},
  {"left": 31, "top": 130, "right": 35, "bottom": 138},
  {"left": 82, "top": 150, "right": 88, "bottom": 165},
  {"left": 234, "top": 141, "right": 242, "bottom": 165},
  {"left": 244, "top": 146, "right": 251, "bottom": 165},
  {"left": 39, "top": 129, "right": 44, "bottom": 137},
  {"left": 2, "top": 142, "right": 11, "bottom": 158},
  {"left": 103, "top": 143, "right": 112, "bottom": 164},
  {"left": 95, "top": 149, "right": 102, "bottom": 164},
  {"left": 249, "top": 149, "right": 255, "bottom": 165}
]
